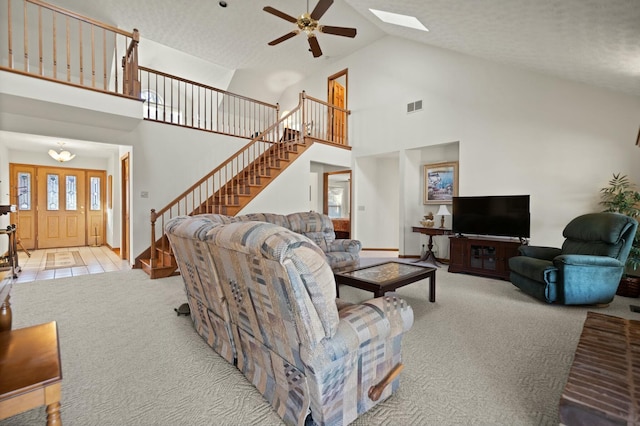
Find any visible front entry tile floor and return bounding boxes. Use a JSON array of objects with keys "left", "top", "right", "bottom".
[{"left": 14, "top": 246, "right": 130, "bottom": 283}]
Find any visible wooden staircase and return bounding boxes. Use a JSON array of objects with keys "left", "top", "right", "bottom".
[
  {"left": 137, "top": 136, "right": 311, "bottom": 278},
  {"left": 136, "top": 91, "right": 350, "bottom": 279}
]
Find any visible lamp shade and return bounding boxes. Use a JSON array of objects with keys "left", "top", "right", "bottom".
[{"left": 435, "top": 204, "right": 451, "bottom": 216}]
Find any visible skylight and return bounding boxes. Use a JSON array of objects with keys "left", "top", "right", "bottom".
[{"left": 369, "top": 8, "right": 429, "bottom": 32}]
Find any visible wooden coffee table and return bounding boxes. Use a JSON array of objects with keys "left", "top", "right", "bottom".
[{"left": 334, "top": 261, "right": 437, "bottom": 301}]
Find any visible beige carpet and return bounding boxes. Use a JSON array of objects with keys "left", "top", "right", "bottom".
[
  {"left": 44, "top": 251, "right": 85, "bottom": 270},
  {"left": 2, "top": 266, "right": 638, "bottom": 425}
]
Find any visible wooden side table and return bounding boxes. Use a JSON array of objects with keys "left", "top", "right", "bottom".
[
  {"left": 0, "top": 321, "right": 63, "bottom": 425},
  {"left": 411, "top": 226, "right": 452, "bottom": 264}
]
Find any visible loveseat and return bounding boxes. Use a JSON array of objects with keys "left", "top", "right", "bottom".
[
  {"left": 170, "top": 211, "right": 361, "bottom": 270},
  {"left": 165, "top": 214, "right": 414, "bottom": 426}
]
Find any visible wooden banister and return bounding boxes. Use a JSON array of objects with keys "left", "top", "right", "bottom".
[{"left": 2, "top": 0, "right": 139, "bottom": 98}]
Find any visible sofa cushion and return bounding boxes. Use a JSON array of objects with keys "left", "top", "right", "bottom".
[{"left": 286, "top": 212, "right": 335, "bottom": 251}]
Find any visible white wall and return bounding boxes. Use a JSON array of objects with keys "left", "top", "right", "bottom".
[
  {"left": 240, "top": 143, "right": 351, "bottom": 215},
  {"left": 355, "top": 155, "right": 399, "bottom": 249},
  {"left": 278, "top": 35, "right": 640, "bottom": 249}
]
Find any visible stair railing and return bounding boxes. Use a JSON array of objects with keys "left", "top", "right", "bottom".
[
  {"left": 1, "top": 0, "right": 140, "bottom": 98},
  {"left": 138, "top": 66, "right": 279, "bottom": 139},
  {"left": 146, "top": 93, "right": 306, "bottom": 267},
  {"left": 144, "top": 91, "right": 351, "bottom": 269},
  {"left": 302, "top": 92, "right": 350, "bottom": 147}
]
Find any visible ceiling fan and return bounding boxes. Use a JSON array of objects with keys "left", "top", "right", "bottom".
[{"left": 263, "top": 0, "right": 357, "bottom": 58}]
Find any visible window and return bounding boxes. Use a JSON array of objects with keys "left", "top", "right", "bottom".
[
  {"left": 47, "top": 174, "right": 59, "bottom": 210},
  {"left": 66, "top": 175, "right": 77, "bottom": 210},
  {"left": 18, "top": 172, "right": 31, "bottom": 210},
  {"left": 141, "top": 89, "right": 163, "bottom": 105},
  {"left": 90, "top": 177, "right": 101, "bottom": 210}
]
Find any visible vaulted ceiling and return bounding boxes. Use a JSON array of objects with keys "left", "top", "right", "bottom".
[{"left": 46, "top": 0, "right": 639, "bottom": 101}]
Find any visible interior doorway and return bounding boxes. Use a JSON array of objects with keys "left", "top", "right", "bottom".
[
  {"left": 323, "top": 170, "right": 352, "bottom": 239},
  {"left": 120, "top": 153, "right": 130, "bottom": 261},
  {"left": 328, "top": 68, "right": 348, "bottom": 145}
]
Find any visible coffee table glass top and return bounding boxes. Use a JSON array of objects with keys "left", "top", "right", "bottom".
[{"left": 338, "top": 261, "right": 431, "bottom": 284}]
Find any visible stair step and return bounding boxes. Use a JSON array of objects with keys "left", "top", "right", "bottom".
[{"left": 139, "top": 258, "right": 179, "bottom": 279}]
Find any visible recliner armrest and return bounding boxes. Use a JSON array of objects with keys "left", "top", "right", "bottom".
[
  {"left": 553, "top": 254, "right": 624, "bottom": 268},
  {"left": 327, "top": 239, "right": 362, "bottom": 254},
  {"left": 518, "top": 245, "right": 561, "bottom": 260}
]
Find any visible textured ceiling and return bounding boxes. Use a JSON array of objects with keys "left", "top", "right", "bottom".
[{"left": 44, "top": 0, "right": 640, "bottom": 98}]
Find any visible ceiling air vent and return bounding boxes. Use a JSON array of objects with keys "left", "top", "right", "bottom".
[{"left": 407, "top": 100, "right": 423, "bottom": 114}]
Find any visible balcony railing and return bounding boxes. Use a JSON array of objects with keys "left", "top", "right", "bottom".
[
  {"left": 138, "top": 66, "right": 279, "bottom": 139},
  {"left": 0, "top": 0, "right": 139, "bottom": 98}
]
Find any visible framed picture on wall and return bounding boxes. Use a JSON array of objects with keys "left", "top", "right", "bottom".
[{"left": 424, "top": 161, "right": 458, "bottom": 204}]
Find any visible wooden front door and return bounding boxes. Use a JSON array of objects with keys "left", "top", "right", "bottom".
[{"left": 37, "top": 168, "right": 87, "bottom": 248}]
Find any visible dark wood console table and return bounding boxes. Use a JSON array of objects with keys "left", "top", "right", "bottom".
[
  {"left": 411, "top": 226, "right": 452, "bottom": 265},
  {"left": 448, "top": 236, "right": 521, "bottom": 280}
]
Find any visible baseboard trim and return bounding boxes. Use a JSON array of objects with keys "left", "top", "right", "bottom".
[{"left": 362, "top": 248, "right": 398, "bottom": 251}]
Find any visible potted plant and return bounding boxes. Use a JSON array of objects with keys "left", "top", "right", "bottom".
[{"left": 600, "top": 173, "right": 640, "bottom": 296}]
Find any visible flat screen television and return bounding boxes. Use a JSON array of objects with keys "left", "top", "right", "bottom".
[{"left": 452, "top": 195, "right": 530, "bottom": 238}]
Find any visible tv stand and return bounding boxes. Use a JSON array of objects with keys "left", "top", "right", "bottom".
[{"left": 448, "top": 236, "right": 522, "bottom": 280}]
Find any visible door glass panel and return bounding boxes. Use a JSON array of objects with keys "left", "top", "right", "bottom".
[
  {"left": 18, "top": 172, "right": 31, "bottom": 210},
  {"left": 47, "top": 174, "right": 59, "bottom": 210},
  {"left": 90, "top": 177, "right": 101, "bottom": 210},
  {"left": 66, "top": 175, "right": 77, "bottom": 210}
]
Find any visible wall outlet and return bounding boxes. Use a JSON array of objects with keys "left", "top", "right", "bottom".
[{"left": 140, "top": 191, "right": 149, "bottom": 198}]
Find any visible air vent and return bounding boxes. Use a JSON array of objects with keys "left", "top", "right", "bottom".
[{"left": 407, "top": 100, "right": 423, "bottom": 114}]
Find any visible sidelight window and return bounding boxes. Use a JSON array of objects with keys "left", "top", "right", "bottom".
[
  {"left": 17, "top": 172, "right": 31, "bottom": 210},
  {"left": 90, "top": 177, "right": 101, "bottom": 210}
]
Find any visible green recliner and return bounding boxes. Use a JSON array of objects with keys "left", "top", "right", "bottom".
[{"left": 509, "top": 212, "right": 638, "bottom": 305}]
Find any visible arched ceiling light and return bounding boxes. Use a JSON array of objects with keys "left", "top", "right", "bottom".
[{"left": 48, "top": 142, "right": 76, "bottom": 162}]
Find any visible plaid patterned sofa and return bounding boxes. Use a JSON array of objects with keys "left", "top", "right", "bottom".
[{"left": 165, "top": 214, "right": 414, "bottom": 426}]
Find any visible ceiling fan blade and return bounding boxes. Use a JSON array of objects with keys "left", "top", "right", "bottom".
[
  {"left": 310, "top": 0, "right": 333, "bottom": 20},
  {"left": 263, "top": 6, "right": 297, "bottom": 23},
  {"left": 268, "top": 30, "right": 300, "bottom": 46},
  {"left": 307, "top": 35, "right": 322, "bottom": 58},
  {"left": 319, "top": 25, "right": 357, "bottom": 38}
]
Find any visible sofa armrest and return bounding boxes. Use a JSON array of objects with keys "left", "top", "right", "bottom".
[
  {"left": 518, "top": 245, "right": 561, "bottom": 260},
  {"left": 302, "top": 293, "right": 413, "bottom": 364},
  {"left": 328, "top": 239, "right": 362, "bottom": 254}
]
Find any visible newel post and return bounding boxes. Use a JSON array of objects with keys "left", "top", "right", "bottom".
[{"left": 150, "top": 208, "right": 157, "bottom": 268}]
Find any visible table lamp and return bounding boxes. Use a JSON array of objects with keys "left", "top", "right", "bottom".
[{"left": 436, "top": 204, "right": 450, "bottom": 228}]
